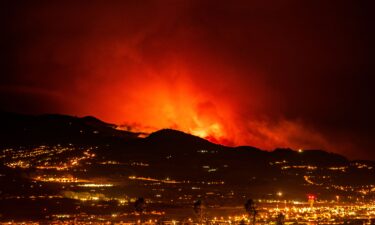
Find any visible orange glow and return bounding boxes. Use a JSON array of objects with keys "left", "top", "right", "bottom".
[
  {"left": 91, "top": 62, "right": 239, "bottom": 146},
  {"left": 67, "top": 53, "right": 330, "bottom": 150}
]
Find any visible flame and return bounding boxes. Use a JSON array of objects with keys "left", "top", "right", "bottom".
[
  {"left": 190, "top": 121, "right": 223, "bottom": 140},
  {"left": 99, "top": 64, "right": 232, "bottom": 145}
]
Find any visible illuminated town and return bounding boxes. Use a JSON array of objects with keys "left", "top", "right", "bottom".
[{"left": 1, "top": 127, "right": 375, "bottom": 224}]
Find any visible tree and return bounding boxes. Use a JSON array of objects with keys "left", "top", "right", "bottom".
[
  {"left": 276, "top": 213, "right": 285, "bottom": 225},
  {"left": 134, "top": 197, "right": 146, "bottom": 223},
  {"left": 245, "top": 199, "right": 257, "bottom": 225},
  {"left": 193, "top": 199, "right": 203, "bottom": 223}
]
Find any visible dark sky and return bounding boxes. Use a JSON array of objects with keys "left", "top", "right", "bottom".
[{"left": 0, "top": 0, "right": 374, "bottom": 159}]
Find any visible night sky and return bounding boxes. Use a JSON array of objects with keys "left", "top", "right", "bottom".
[{"left": 0, "top": 1, "right": 374, "bottom": 159}]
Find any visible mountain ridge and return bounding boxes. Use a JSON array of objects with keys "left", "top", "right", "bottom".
[{"left": 0, "top": 111, "right": 349, "bottom": 163}]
